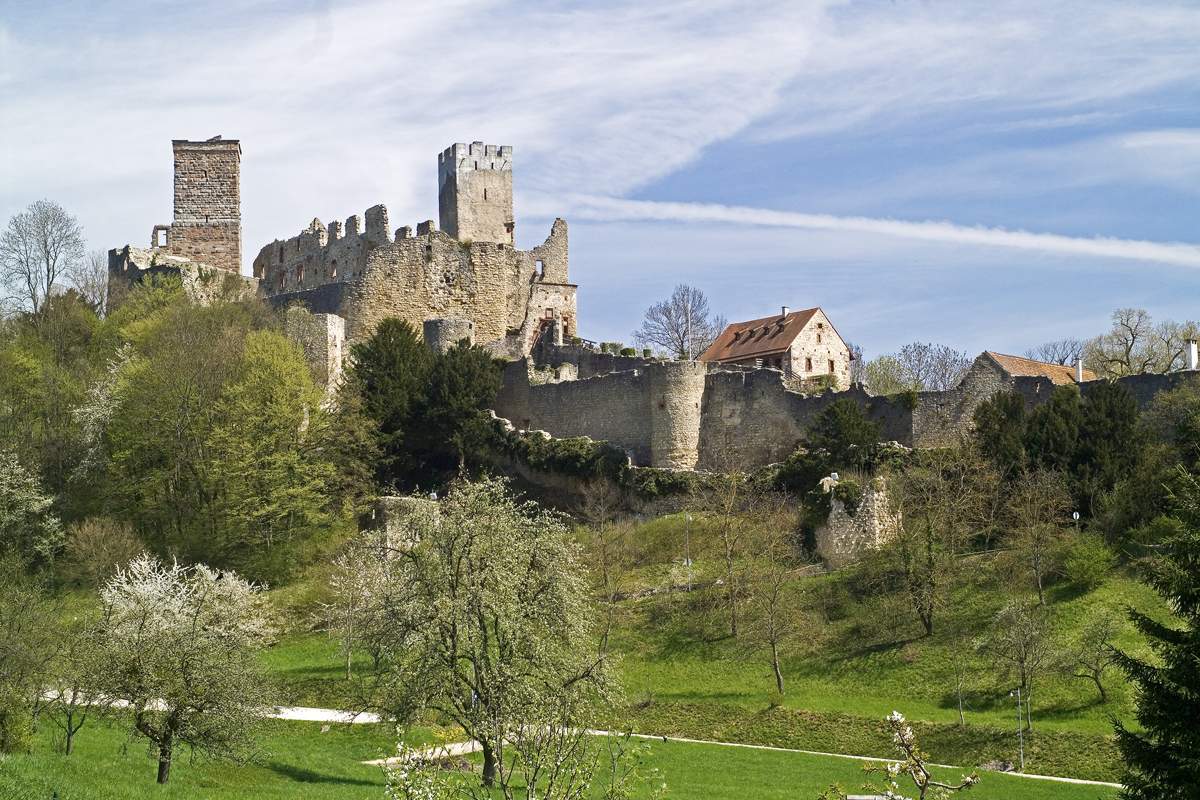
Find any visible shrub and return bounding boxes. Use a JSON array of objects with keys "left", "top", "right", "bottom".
[
  {"left": 620, "top": 347, "right": 637, "bottom": 357},
  {"left": 63, "top": 517, "right": 144, "bottom": 586},
  {"left": 831, "top": 479, "right": 863, "bottom": 515},
  {"left": 1062, "top": 535, "right": 1116, "bottom": 590},
  {"left": 642, "top": 349, "right": 652, "bottom": 358}
]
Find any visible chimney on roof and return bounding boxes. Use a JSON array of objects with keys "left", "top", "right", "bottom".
[
  {"left": 1075, "top": 357, "right": 1085, "bottom": 383},
  {"left": 781, "top": 306, "right": 790, "bottom": 317},
  {"left": 1188, "top": 339, "right": 1198, "bottom": 371}
]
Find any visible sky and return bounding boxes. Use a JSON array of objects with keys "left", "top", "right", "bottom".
[{"left": 1, "top": 0, "right": 1198, "bottom": 358}]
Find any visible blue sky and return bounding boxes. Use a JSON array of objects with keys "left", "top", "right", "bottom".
[{"left": 1, "top": 0, "right": 1198, "bottom": 358}]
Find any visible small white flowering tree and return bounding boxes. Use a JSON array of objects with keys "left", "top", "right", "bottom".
[
  {"left": 0, "top": 449, "right": 63, "bottom": 563},
  {"left": 821, "top": 711, "right": 978, "bottom": 800},
  {"left": 95, "top": 555, "right": 275, "bottom": 784}
]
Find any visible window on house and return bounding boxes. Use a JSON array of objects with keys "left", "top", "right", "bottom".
[
  {"left": 483, "top": 188, "right": 488, "bottom": 200},
  {"left": 805, "top": 357, "right": 813, "bottom": 372},
  {"left": 828, "top": 359, "right": 835, "bottom": 373},
  {"left": 817, "top": 333, "right": 822, "bottom": 343}
]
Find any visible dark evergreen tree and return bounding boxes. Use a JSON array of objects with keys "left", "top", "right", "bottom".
[
  {"left": 346, "top": 319, "right": 433, "bottom": 488},
  {"left": 805, "top": 398, "right": 881, "bottom": 470},
  {"left": 1112, "top": 471, "right": 1200, "bottom": 799},
  {"left": 1024, "top": 384, "right": 1081, "bottom": 474},
  {"left": 972, "top": 390, "right": 1026, "bottom": 478},
  {"left": 1076, "top": 381, "right": 1140, "bottom": 515},
  {"left": 408, "top": 342, "right": 504, "bottom": 485}
]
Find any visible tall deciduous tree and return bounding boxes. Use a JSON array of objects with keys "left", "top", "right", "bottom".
[
  {"left": 1084, "top": 307, "right": 1199, "bottom": 378},
  {"left": 0, "top": 449, "right": 63, "bottom": 564},
  {"left": 0, "top": 558, "right": 60, "bottom": 754},
  {"left": 631, "top": 284, "right": 726, "bottom": 360},
  {"left": 0, "top": 199, "right": 85, "bottom": 314},
  {"left": 1024, "top": 337, "right": 1085, "bottom": 367},
  {"left": 353, "top": 478, "right": 610, "bottom": 789},
  {"left": 1112, "top": 471, "right": 1200, "bottom": 800},
  {"left": 95, "top": 555, "right": 274, "bottom": 784},
  {"left": 984, "top": 600, "right": 1053, "bottom": 731},
  {"left": 1006, "top": 468, "right": 1072, "bottom": 606}
]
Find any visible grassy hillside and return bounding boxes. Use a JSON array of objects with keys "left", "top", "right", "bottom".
[{"left": 0, "top": 718, "right": 1117, "bottom": 800}]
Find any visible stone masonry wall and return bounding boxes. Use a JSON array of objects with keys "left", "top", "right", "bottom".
[
  {"left": 815, "top": 477, "right": 901, "bottom": 568},
  {"left": 164, "top": 139, "right": 242, "bottom": 274},
  {"left": 255, "top": 216, "right": 575, "bottom": 354},
  {"left": 786, "top": 308, "right": 853, "bottom": 390},
  {"left": 283, "top": 306, "right": 345, "bottom": 394}
]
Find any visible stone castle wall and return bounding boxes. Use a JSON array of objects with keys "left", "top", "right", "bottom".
[
  {"left": 495, "top": 344, "right": 1197, "bottom": 470},
  {"left": 255, "top": 216, "right": 575, "bottom": 354},
  {"left": 815, "top": 477, "right": 901, "bottom": 569},
  {"left": 283, "top": 306, "right": 345, "bottom": 395}
]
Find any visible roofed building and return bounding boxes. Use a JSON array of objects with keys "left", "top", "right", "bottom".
[
  {"left": 981, "top": 351, "right": 1095, "bottom": 384},
  {"left": 699, "top": 306, "right": 852, "bottom": 389}
]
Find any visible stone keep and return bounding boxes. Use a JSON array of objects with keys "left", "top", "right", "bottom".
[
  {"left": 438, "top": 142, "right": 514, "bottom": 245},
  {"left": 154, "top": 137, "right": 242, "bottom": 274}
]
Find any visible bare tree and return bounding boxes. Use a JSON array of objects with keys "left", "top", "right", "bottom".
[
  {"left": 1005, "top": 469, "right": 1072, "bottom": 606},
  {"left": 1084, "top": 308, "right": 1200, "bottom": 377},
  {"left": 744, "top": 523, "right": 809, "bottom": 694},
  {"left": 1067, "top": 609, "right": 1121, "bottom": 703},
  {"left": 1024, "top": 337, "right": 1085, "bottom": 366},
  {"left": 984, "top": 600, "right": 1053, "bottom": 731},
  {"left": 632, "top": 284, "right": 727, "bottom": 360},
  {"left": 847, "top": 342, "right": 867, "bottom": 385},
  {"left": 0, "top": 199, "right": 85, "bottom": 314},
  {"left": 71, "top": 249, "right": 110, "bottom": 316},
  {"left": 864, "top": 342, "right": 971, "bottom": 394}
]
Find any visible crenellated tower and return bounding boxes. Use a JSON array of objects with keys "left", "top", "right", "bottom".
[{"left": 438, "top": 141, "right": 513, "bottom": 244}]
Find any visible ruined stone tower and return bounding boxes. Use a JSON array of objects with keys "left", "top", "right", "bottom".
[
  {"left": 438, "top": 142, "right": 514, "bottom": 245},
  {"left": 154, "top": 136, "right": 242, "bottom": 273}
]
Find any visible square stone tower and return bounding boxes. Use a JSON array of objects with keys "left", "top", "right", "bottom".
[
  {"left": 164, "top": 136, "right": 242, "bottom": 273},
  {"left": 438, "top": 142, "right": 513, "bottom": 245}
]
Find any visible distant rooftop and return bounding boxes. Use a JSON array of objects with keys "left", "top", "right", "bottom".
[{"left": 985, "top": 351, "right": 1095, "bottom": 384}]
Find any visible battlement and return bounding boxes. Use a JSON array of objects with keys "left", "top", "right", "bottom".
[
  {"left": 438, "top": 140, "right": 514, "bottom": 244},
  {"left": 438, "top": 141, "right": 513, "bottom": 180}
]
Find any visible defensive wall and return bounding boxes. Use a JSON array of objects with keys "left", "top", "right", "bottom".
[{"left": 494, "top": 344, "right": 1200, "bottom": 470}]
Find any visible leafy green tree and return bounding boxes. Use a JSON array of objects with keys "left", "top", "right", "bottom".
[
  {"left": 346, "top": 319, "right": 433, "bottom": 488},
  {"left": 1112, "top": 471, "right": 1200, "bottom": 799},
  {"left": 204, "top": 330, "right": 340, "bottom": 581},
  {"left": 351, "top": 478, "right": 610, "bottom": 789},
  {"left": 0, "top": 557, "right": 60, "bottom": 753},
  {"left": 95, "top": 555, "right": 274, "bottom": 784}
]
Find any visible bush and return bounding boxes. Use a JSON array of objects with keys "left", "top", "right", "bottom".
[
  {"left": 1062, "top": 535, "right": 1116, "bottom": 590},
  {"left": 831, "top": 479, "right": 863, "bottom": 515},
  {"left": 620, "top": 347, "right": 637, "bottom": 357},
  {"left": 63, "top": 517, "right": 144, "bottom": 587},
  {"left": 642, "top": 349, "right": 652, "bottom": 358}
]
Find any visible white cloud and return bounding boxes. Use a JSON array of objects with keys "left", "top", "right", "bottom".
[{"left": 561, "top": 195, "right": 1200, "bottom": 268}]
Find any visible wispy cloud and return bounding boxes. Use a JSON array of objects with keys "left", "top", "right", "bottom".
[{"left": 562, "top": 195, "right": 1200, "bottom": 268}]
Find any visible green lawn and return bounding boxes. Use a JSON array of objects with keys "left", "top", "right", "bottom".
[{"left": 0, "top": 718, "right": 1118, "bottom": 800}]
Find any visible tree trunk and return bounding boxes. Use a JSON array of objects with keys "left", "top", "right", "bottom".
[
  {"left": 157, "top": 734, "right": 173, "bottom": 784},
  {"left": 64, "top": 722, "right": 75, "bottom": 756},
  {"left": 1094, "top": 675, "right": 1107, "bottom": 703},
  {"left": 771, "top": 641, "right": 785, "bottom": 695},
  {"left": 481, "top": 739, "right": 497, "bottom": 788}
]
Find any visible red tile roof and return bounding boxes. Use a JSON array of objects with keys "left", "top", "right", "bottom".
[
  {"left": 985, "top": 351, "right": 1095, "bottom": 384},
  {"left": 699, "top": 308, "right": 820, "bottom": 363}
]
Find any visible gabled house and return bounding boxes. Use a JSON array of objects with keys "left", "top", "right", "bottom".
[{"left": 699, "top": 306, "right": 852, "bottom": 389}]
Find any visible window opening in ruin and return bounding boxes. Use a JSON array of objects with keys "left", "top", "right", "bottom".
[
  {"left": 278, "top": 246, "right": 284, "bottom": 264},
  {"left": 297, "top": 265, "right": 304, "bottom": 284},
  {"left": 483, "top": 188, "right": 488, "bottom": 200},
  {"left": 156, "top": 229, "right": 167, "bottom": 247},
  {"left": 535, "top": 259, "right": 545, "bottom": 277},
  {"left": 425, "top": 245, "right": 433, "bottom": 256},
  {"left": 444, "top": 275, "right": 452, "bottom": 285},
  {"left": 330, "top": 260, "right": 338, "bottom": 278},
  {"left": 474, "top": 161, "right": 478, "bottom": 169},
  {"left": 805, "top": 357, "right": 813, "bottom": 371}
]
